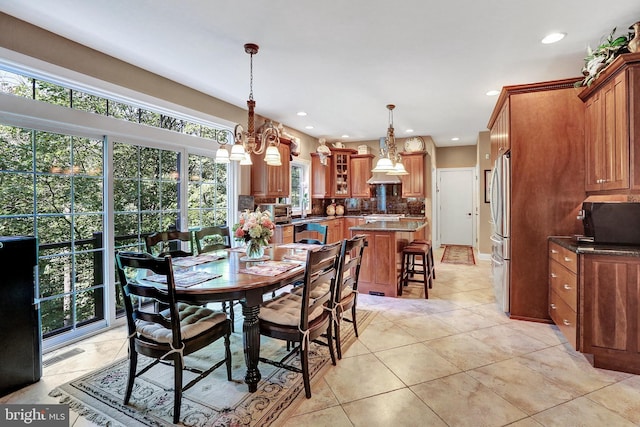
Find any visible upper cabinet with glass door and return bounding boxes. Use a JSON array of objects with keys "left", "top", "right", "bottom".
[{"left": 310, "top": 147, "right": 356, "bottom": 198}]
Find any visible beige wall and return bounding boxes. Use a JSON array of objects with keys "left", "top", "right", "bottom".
[
  {"left": 435, "top": 145, "right": 477, "bottom": 168},
  {"left": 477, "top": 131, "right": 492, "bottom": 256}
]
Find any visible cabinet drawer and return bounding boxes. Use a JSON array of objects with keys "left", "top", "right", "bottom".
[
  {"left": 282, "top": 225, "right": 293, "bottom": 244},
  {"left": 549, "top": 259, "right": 578, "bottom": 312},
  {"left": 549, "top": 290, "right": 578, "bottom": 349},
  {"left": 549, "top": 242, "right": 578, "bottom": 274}
]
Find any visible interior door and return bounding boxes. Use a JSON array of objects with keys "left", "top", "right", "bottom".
[{"left": 438, "top": 168, "right": 475, "bottom": 246}]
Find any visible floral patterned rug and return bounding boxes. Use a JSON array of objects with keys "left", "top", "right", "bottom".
[
  {"left": 50, "top": 310, "right": 375, "bottom": 427},
  {"left": 441, "top": 245, "right": 476, "bottom": 265}
]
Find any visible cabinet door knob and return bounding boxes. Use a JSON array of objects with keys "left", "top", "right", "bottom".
[
  {"left": 550, "top": 273, "right": 557, "bottom": 278},
  {"left": 564, "top": 257, "right": 572, "bottom": 262},
  {"left": 550, "top": 249, "right": 559, "bottom": 254},
  {"left": 563, "top": 319, "right": 571, "bottom": 326},
  {"left": 550, "top": 303, "right": 557, "bottom": 310},
  {"left": 563, "top": 284, "right": 572, "bottom": 290}
]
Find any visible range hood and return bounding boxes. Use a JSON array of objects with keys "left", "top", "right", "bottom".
[{"left": 366, "top": 172, "right": 402, "bottom": 184}]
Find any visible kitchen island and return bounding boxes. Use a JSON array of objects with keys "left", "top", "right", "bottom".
[{"left": 349, "top": 220, "right": 428, "bottom": 297}]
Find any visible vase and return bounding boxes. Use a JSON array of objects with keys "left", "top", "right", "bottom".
[
  {"left": 246, "top": 239, "right": 265, "bottom": 259},
  {"left": 629, "top": 21, "right": 640, "bottom": 54}
]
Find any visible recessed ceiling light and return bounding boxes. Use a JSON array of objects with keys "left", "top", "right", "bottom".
[
  {"left": 341, "top": 134, "right": 349, "bottom": 138},
  {"left": 451, "top": 137, "right": 460, "bottom": 141},
  {"left": 296, "top": 111, "right": 307, "bottom": 116},
  {"left": 541, "top": 32, "right": 566, "bottom": 44},
  {"left": 406, "top": 129, "right": 414, "bottom": 133},
  {"left": 486, "top": 90, "right": 500, "bottom": 96},
  {"left": 305, "top": 125, "right": 314, "bottom": 130}
]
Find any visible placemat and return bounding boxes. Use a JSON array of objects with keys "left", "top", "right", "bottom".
[
  {"left": 239, "top": 261, "right": 299, "bottom": 276},
  {"left": 282, "top": 252, "right": 308, "bottom": 262},
  {"left": 278, "top": 243, "right": 322, "bottom": 250},
  {"left": 171, "top": 254, "right": 224, "bottom": 267},
  {"left": 145, "top": 270, "right": 221, "bottom": 287}
]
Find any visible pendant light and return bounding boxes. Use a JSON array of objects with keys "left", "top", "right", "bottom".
[
  {"left": 371, "top": 104, "right": 399, "bottom": 173},
  {"left": 232, "top": 43, "right": 281, "bottom": 165}
]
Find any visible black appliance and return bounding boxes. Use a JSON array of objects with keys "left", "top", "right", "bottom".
[
  {"left": 581, "top": 202, "right": 640, "bottom": 245},
  {"left": 0, "top": 236, "right": 41, "bottom": 396}
]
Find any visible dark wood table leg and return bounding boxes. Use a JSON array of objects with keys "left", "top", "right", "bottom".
[{"left": 241, "top": 301, "right": 261, "bottom": 392}]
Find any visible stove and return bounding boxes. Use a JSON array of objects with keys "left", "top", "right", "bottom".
[{"left": 363, "top": 214, "right": 404, "bottom": 223}]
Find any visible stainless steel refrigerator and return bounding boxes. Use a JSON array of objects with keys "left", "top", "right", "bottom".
[
  {"left": 0, "top": 236, "right": 41, "bottom": 396},
  {"left": 490, "top": 151, "right": 511, "bottom": 313}
]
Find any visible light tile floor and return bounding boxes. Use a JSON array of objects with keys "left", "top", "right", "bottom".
[{"left": 3, "top": 247, "right": 640, "bottom": 426}]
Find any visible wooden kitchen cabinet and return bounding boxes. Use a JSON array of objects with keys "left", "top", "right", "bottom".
[
  {"left": 579, "top": 52, "right": 640, "bottom": 192},
  {"left": 350, "top": 154, "right": 374, "bottom": 198},
  {"left": 343, "top": 216, "right": 364, "bottom": 237},
  {"left": 581, "top": 254, "right": 640, "bottom": 374},
  {"left": 273, "top": 224, "right": 293, "bottom": 244},
  {"left": 548, "top": 241, "right": 579, "bottom": 349},
  {"left": 310, "top": 148, "right": 356, "bottom": 198},
  {"left": 250, "top": 139, "right": 290, "bottom": 198},
  {"left": 582, "top": 72, "right": 629, "bottom": 191},
  {"left": 490, "top": 98, "right": 510, "bottom": 163},
  {"left": 310, "top": 153, "right": 331, "bottom": 198},
  {"left": 399, "top": 152, "right": 425, "bottom": 197},
  {"left": 487, "top": 79, "right": 585, "bottom": 322},
  {"left": 320, "top": 218, "right": 343, "bottom": 244}
]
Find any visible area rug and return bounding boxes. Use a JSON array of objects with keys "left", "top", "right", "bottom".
[
  {"left": 441, "top": 245, "right": 475, "bottom": 265},
  {"left": 49, "top": 309, "right": 375, "bottom": 427}
]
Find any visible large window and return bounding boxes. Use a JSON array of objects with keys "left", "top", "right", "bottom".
[
  {"left": 0, "top": 126, "right": 105, "bottom": 339},
  {"left": 290, "top": 159, "right": 310, "bottom": 215},
  {"left": 188, "top": 153, "right": 228, "bottom": 228},
  {"left": 0, "top": 66, "right": 234, "bottom": 349}
]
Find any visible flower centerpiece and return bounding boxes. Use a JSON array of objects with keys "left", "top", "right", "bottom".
[{"left": 232, "top": 208, "right": 275, "bottom": 259}]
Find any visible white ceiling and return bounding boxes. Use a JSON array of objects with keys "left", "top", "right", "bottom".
[{"left": 2, "top": 1, "right": 640, "bottom": 147}]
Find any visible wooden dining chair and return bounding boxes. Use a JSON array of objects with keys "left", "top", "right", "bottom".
[
  {"left": 257, "top": 241, "right": 342, "bottom": 398},
  {"left": 145, "top": 230, "right": 193, "bottom": 258},
  {"left": 194, "top": 225, "right": 231, "bottom": 254},
  {"left": 332, "top": 234, "right": 367, "bottom": 359},
  {"left": 193, "top": 225, "right": 237, "bottom": 331},
  {"left": 115, "top": 251, "right": 232, "bottom": 424},
  {"left": 293, "top": 222, "right": 328, "bottom": 245},
  {"left": 291, "top": 235, "right": 367, "bottom": 359}
]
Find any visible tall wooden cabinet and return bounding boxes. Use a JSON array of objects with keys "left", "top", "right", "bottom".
[
  {"left": 578, "top": 52, "right": 640, "bottom": 192},
  {"left": 487, "top": 78, "right": 586, "bottom": 322},
  {"left": 490, "top": 99, "right": 510, "bottom": 162},
  {"left": 399, "top": 152, "right": 425, "bottom": 197},
  {"left": 250, "top": 140, "right": 290, "bottom": 198}
]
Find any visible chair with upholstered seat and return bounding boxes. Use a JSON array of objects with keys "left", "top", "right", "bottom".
[
  {"left": 291, "top": 235, "right": 367, "bottom": 359},
  {"left": 194, "top": 225, "right": 237, "bottom": 331},
  {"left": 258, "top": 241, "right": 342, "bottom": 398},
  {"left": 115, "top": 251, "right": 232, "bottom": 424},
  {"left": 145, "top": 230, "right": 193, "bottom": 258},
  {"left": 332, "top": 234, "right": 367, "bottom": 359},
  {"left": 293, "top": 222, "right": 328, "bottom": 245}
]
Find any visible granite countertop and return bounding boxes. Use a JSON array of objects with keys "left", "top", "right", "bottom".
[
  {"left": 350, "top": 220, "right": 427, "bottom": 232},
  {"left": 550, "top": 236, "right": 640, "bottom": 257}
]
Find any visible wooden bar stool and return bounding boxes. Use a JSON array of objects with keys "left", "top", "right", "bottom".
[
  {"left": 399, "top": 243, "right": 432, "bottom": 298},
  {"left": 409, "top": 239, "right": 435, "bottom": 280}
]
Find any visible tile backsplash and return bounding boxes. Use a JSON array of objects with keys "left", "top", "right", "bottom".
[{"left": 312, "top": 196, "right": 425, "bottom": 216}]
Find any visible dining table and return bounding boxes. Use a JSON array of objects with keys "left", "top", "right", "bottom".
[{"left": 151, "top": 243, "right": 319, "bottom": 393}]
